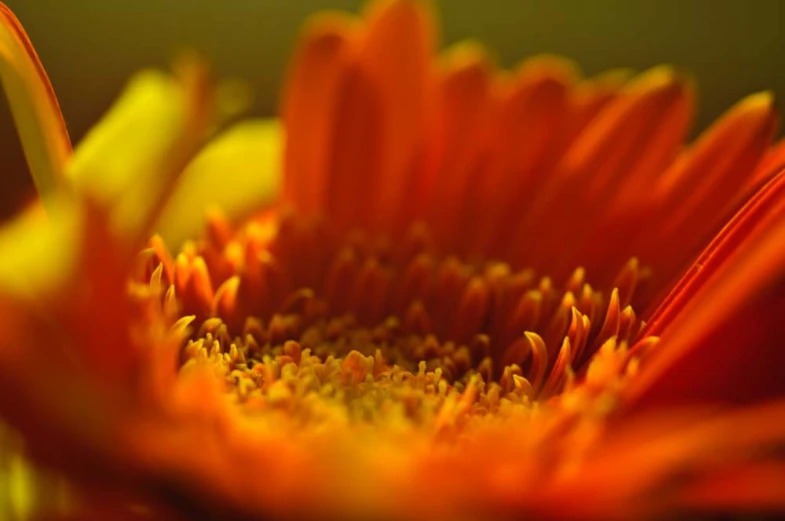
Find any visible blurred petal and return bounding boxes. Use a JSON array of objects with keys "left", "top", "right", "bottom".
[
  {"left": 426, "top": 41, "right": 494, "bottom": 250},
  {"left": 282, "top": 12, "right": 356, "bottom": 214},
  {"left": 324, "top": 64, "right": 382, "bottom": 230},
  {"left": 359, "top": 0, "right": 436, "bottom": 231},
  {"left": 755, "top": 137, "right": 785, "bottom": 175},
  {"left": 677, "top": 462, "right": 785, "bottom": 511},
  {"left": 0, "top": 197, "right": 79, "bottom": 299},
  {"left": 66, "top": 59, "right": 211, "bottom": 242},
  {"left": 156, "top": 119, "right": 282, "bottom": 249},
  {"left": 543, "top": 400, "right": 785, "bottom": 519}
]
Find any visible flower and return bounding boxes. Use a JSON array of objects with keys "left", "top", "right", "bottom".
[{"left": 1, "top": 1, "right": 785, "bottom": 520}]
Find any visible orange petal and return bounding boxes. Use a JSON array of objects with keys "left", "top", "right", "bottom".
[
  {"left": 566, "top": 68, "right": 632, "bottom": 144},
  {"left": 547, "top": 400, "right": 785, "bottom": 519},
  {"left": 0, "top": 3, "right": 71, "bottom": 202},
  {"left": 656, "top": 91, "right": 778, "bottom": 204},
  {"left": 476, "top": 56, "right": 577, "bottom": 258},
  {"left": 511, "top": 67, "right": 693, "bottom": 273},
  {"left": 623, "top": 212, "right": 785, "bottom": 410},
  {"left": 677, "top": 462, "right": 785, "bottom": 511},
  {"left": 426, "top": 42, "right": 494, "bottom": 250},
  {"left": 643, "top": 167, "right": 785, "bottom": 337},
  {"left": 752, "top": 137, "right": 785, "bottom": 185},
  {"left": 358, "top": 0, "right": 436, "bottom": 232},
  {"left": 324, "top": 64, "right": 382, "bottom": 231},
  {"left": 640, "top": 91, "right": 778, "bottom": 282},
  {"left": 72, "top": 201, "right": 142, "bottom": 381},
  {"left": 281, "top": 12, "right": 357, "bottom": 213}
]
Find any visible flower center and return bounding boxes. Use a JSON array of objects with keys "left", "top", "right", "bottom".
[{"left": 137, "top": 209, "right": 644, "bottom": 427}]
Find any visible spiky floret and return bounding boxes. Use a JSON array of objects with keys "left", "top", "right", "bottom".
[{"left": 133, "top": 209, "right": 652, "bottom": 434}]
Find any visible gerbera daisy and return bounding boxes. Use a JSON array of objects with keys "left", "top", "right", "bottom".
[{"left": 1, "top": 1, "right": 785, "bottom": 520}]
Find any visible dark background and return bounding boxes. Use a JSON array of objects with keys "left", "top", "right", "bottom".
[{"left": 1, "top": 0, "right": 783, "bottom": 217}]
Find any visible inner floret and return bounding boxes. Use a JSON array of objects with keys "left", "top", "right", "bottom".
[{"left": 135, "top": 209, "right": 644, "bottom": 426}]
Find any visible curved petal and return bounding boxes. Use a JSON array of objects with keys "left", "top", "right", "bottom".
[
  {"left": 622, "top": 211, "right": 785, "bottom": 410},
  {"left": 155, "top": 119, "right": 282, "bottom": 250},
  {"left": 0, "top": 3, "right": 71, "bottom": 202},
  {"left": 643, "top": 167, "right": 785, "bottom": 338}
]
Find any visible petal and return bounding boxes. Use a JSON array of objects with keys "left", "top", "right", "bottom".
[
  {"left": 281, "top": 12, "right": 357, "bottom": 214},
  {"left": 0, "top": 3, "right": 71, "bottom": 202},
  {"left": 476, "top": 56, "right": 577, "bottom": 257},
  {"left": 359, "top": 0, "right": 436, "bottom": 232},
  {"left": 545, "top": 400, "right": 785, "bottom": 519},
  {"left": 753, "top": 137, "right": 785, "bottom": 184},
  {"left": 66, "top": 58, "right": 211, "bottom": 243},
  {"left": 656, "top": 91, "right": 778, "bottom": 206},
  {"left": 643, "top": 167, "right": 785, "bottom": 337},
  {"left": 0, "top": 196, "right": 79, "bottom": 299},
  {"left": 677, "top": 462, "right": 785, "bottom": 511},
  {"left": 513, "top": 66, "right": 694, "bottom": 275},
  {"left": 622, "top": 211, "right": 785, "bottom": 410},
  {"left": 324, "top": 64, "right": 383, "bottom": 231},
  {"left": 426, "top": 41, "right": 495, "bottom": 252},
  {"left": 567, "top": 68, "right": 633, "bottom": 143},
  {"left": 156, "top": 119, "right": 282, "bottom": 250},
  {"left": 638, "top": 91, "right": 778, "bottom": 285}
]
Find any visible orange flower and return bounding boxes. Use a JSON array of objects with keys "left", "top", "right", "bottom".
[{"left": 1, "top": 1, "right": 785, "bottom": 520}]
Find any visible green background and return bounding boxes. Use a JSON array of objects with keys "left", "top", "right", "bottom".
[{"left": 1, "top": 0, "right": 783, "bottom": 217}]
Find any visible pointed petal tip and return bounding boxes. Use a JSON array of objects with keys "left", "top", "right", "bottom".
[
  {"left": 739, "top": 90, "right": 777, "bottom": 115},
  {"left": 730, "top": 90, "right": 779, "bottom": 138},
  {"left": 628, "top": 65, "right": 695, "bottom": 96}
]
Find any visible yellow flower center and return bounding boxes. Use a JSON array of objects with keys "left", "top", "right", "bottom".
[{"left": 136, "top": 208, "right": 643, "bottom": 432}]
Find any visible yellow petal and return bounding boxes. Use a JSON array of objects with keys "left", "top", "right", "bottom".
[
  {"left": 66, "top": 59, "right": 211, "bottom": 242},
  {"left": 0, "top": 196, "right": 79, "bottom": 299},
  {"left": 0, "top": 4, "right": 71, "bottom": 202},
  {"left": 156, "top": 119, "right": 282, "bottom": 250}
]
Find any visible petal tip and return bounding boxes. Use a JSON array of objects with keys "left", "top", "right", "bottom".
[
  {"left": 439, "top": 39, "right": 493, "bottom": 70},
  {"left": 630, "top": 65, "right": 694, "bottom": 95},
  {"left": 733, "top": 90, "right": 779, "bottom": 136},
  {"left": 518, "top": 54, "right": 581, "bottom": 84},
  {"left": 301, "top": 9, "right": 359, "bottom": 40},
  {"left": 741, "top": 90, "right": 776, "bottom": 113}
]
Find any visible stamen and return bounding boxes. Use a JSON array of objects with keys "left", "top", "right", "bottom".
[{"left": 137, "top": 210, "right": 646, "bottom": 429}]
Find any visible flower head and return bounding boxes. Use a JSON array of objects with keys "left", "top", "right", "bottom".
[{"left": 1, "top": 1, "right": 785, "bottom": 520}]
